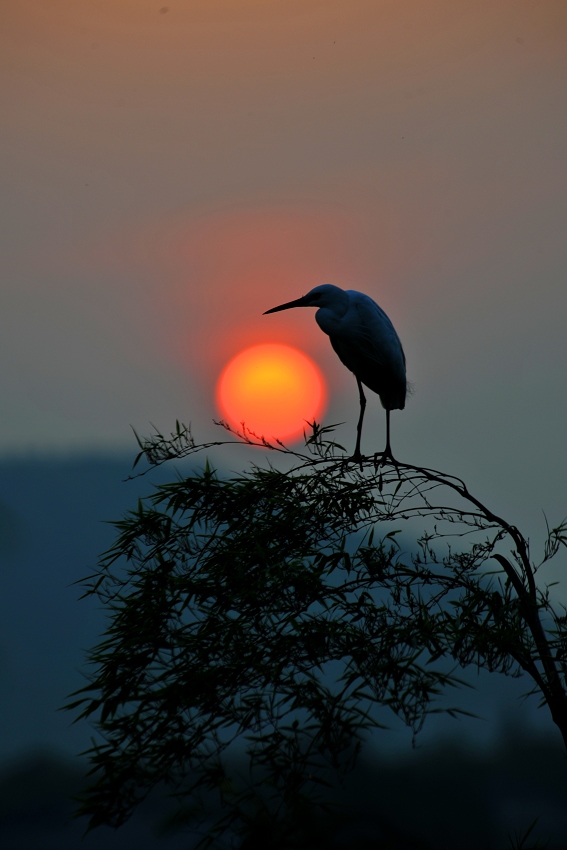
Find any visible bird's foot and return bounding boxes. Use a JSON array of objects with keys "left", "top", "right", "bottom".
[
  {"left": 350, "top": 450, "right": 364, "bottom": 470},
  {"left": 373, "top": 449, "right": 401, "bottom": 477}
]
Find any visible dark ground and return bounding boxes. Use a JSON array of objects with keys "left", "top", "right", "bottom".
[{"left": 0, "top": 731, "right": 566, "bottom": 850}]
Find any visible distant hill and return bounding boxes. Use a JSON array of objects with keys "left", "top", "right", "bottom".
[
  {"left": 0, "top": 453, "right": 560, "bottom": 770},
  {"left": 0, "top": 454, "right": 152, "bottom": 762}
]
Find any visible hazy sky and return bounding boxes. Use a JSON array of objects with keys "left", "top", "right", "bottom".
[{"left": 2, "top": 1, "right": 567, "bottom": 542}]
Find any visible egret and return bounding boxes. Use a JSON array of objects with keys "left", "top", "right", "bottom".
[{"left": 264, "top": 284, "right": 406, "bottom": 460}]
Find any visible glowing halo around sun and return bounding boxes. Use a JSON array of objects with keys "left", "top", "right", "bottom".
[{"left": 216, "top": 344, "right": 327, "bottom": 443}]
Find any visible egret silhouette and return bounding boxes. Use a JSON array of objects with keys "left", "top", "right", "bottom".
[{"left": 264, "top": 284, "right": 406, "bottom": 460}]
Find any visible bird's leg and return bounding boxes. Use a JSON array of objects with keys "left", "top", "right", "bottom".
[
  {"left": 385, "top": 408, "right": 392, "bottom": 458},
  {"left": 379, "top": 409, "right": 400, "bottom": 475},
  {"left": 352, "top": 377, "right": 366, "bottom": 464}
]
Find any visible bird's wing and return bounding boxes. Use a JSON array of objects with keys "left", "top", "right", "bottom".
[
  {"left": 336, "top": 296, "right": 405, "bottom": 370},
  {"left": 329, "top": 295, "right": 407, "bottom": 408}
]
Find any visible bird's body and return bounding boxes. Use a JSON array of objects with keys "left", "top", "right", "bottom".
[
  {"left": 264, "top": 284, "right": 406, "bottom": 459},
  {"left": 314, "top": 287, "right": 406, "bottom": 411}
]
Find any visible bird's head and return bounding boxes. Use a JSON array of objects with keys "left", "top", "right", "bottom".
[{"left": 264, "top": 284, "right": 348, "bottom": 315}]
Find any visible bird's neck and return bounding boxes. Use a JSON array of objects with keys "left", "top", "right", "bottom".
[{"left": 315, "top": 306, "right": 345, "bottom": 336}]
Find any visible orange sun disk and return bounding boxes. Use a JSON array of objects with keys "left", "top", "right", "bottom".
[{"left": 216, "top": 344, "right": 327, "bottom": 443}]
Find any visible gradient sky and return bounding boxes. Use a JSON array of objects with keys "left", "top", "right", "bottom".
[{"left": 2, "top": 1, "right": 567, "bottom": 549}]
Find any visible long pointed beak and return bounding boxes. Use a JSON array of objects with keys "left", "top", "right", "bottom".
[{"left": 263, "top": 295, "right": 309, "bottom": 315}]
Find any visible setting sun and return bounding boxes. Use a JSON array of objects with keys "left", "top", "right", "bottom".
[{"left": 216, "top": 344, "right": 326, "bottom": 442}]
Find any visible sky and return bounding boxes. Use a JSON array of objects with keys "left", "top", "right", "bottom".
[{"left": 2, "top": 0, "right": 567, "bottom": 546}]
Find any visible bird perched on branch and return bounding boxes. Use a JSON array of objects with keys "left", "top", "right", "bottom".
[{"left": 264, "top": 284, "right": 406, "bottom": 461}]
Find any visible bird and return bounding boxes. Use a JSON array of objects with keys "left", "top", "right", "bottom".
[{"left": 264, "top": 284, "right": 406, "bottom": 461}]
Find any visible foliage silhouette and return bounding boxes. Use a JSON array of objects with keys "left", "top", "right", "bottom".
[{"left": 68, "top": 421, "right": 567, "bottom": 848}]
